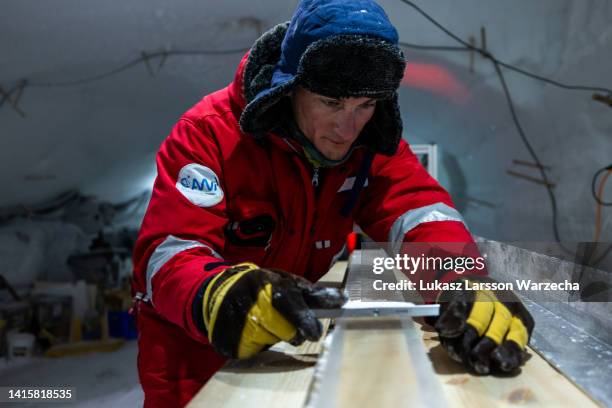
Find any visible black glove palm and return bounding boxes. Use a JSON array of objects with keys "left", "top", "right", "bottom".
[{"left": 434, "top": 277, "right": 535, "bottom": 374}]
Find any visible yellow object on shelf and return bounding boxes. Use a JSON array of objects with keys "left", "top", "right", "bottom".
[{"left": 44, "top": 339, "right": 125, "bottom": 358}]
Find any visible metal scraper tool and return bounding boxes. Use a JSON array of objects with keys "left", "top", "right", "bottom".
[{"left": 313, "top": 300, "right": 439, "bottom": 319}]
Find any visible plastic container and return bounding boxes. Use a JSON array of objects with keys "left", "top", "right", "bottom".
[
  {"left": 107, "top": 311, "right": 137, "bottom": 340},
  {"left": 32, "top": 295, "right": 72, "bottom": 344},
  {"left": 82, "top": 308, "right": 102, "bottom": 340},
  {"left": 7, "top": 332, "right": 36, "bottom": 360}
]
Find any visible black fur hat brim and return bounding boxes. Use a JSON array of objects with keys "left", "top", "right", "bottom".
[
  {"left": 240, "top": 23, "right": 290, "bottom": 135},
  {"left": 299, "top": 35, "right": 405, "bottom": 100}
]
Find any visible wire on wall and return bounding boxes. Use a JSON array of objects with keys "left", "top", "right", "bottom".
[
  {"left": 0, "top": 47, "right": 249, "bottom": 116},
  {"left": 397, "top": 0, "right": 612, "bottom": 249}
]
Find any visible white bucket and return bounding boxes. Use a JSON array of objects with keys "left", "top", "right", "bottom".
[{"left": 7, "top": 332, "right": 35, "bottom": 360}]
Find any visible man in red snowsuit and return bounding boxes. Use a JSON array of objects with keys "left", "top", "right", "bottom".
[{"left": 132, "top": 1, "right": 534, "bottom": 406}]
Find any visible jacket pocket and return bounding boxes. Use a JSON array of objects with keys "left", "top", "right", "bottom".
[{"left": 223, "top": 199, "right": 279, "bottom": 265}]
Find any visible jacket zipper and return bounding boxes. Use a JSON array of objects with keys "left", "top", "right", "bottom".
[{"left": 311, "top": 166, "right": 320, "bottom": 187}]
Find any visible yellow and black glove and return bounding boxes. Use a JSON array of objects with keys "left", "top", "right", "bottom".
[
  {"left": 433, "top": 277, "right": 535, "bottom": 374},
  {"left": 201, "top": 262, "right": 346, "bottom": 359}
]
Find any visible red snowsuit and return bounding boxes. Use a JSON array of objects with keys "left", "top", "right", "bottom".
[{"left": 132, "top": 50, "right": 478, "bottom": 406}]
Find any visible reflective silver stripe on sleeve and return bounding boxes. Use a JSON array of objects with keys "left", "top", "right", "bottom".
[
  {"left": 388, "top": 203, "right": 467, "bottom": 255},
  {"left": 145, "top": 235, "right": 222, "bottom": 303}
]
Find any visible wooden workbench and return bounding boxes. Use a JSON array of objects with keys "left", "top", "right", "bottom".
[{"left": 188, "top": 261, "right": 599, "bottom": 407}]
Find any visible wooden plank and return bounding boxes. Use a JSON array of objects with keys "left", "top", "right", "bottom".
[
  {"left": 317, "top": 261, "right": 348, "bottom": 287},
  {"left": 188, "top": 322, "right": 330, "bottom": 408},
  {"left": 310, "top": 317, "right": 599, "bottom": 408},
  {"left": 334, "top": 319, "right": 429, "bottom": 408},
  {"left": 417, "top": 319, "right": 600, "bottom": 407}
]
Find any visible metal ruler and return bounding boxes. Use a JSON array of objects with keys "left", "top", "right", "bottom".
[
  {"left": 313, "top": 301, "right": 439, "bottom": 319},
  {"left": 306, "top": 250, "right": 447, "bottom": 408}
]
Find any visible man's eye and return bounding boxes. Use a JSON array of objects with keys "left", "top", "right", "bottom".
[
  {"left": 362, "top": 102, "right": 377, "bottom": 109},
  {"left": 323, "top": 99, "right": 341, "bottom": 108}
]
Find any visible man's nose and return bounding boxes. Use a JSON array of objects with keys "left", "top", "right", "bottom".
[{"left": 334, "top": 111, "right": 358, "bottom": 141}]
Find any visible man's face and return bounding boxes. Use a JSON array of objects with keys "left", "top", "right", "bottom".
[{"left": 291, "top": 86, "right": 376, "bottom": 161}]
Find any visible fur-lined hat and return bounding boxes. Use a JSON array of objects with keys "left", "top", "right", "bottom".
[{"left": 239, "top": 0, "right": 406, "bottom": 156}]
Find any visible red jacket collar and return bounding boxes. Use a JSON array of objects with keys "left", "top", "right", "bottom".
[{"left": 228, "top": 52, "right": 250, "bottom": 122}]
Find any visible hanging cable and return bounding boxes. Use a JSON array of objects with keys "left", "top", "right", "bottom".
[
  {"left": 491, "top": 60, "right": 570, "bottom": 248},
  {"left": 591, "top": 168, "right": 611, "bottom": 263},
  {"left": 397, "top": 0, "right": 612, "bottom": 95},
  {"left": 593, "top": 169, "right": 610, "bottom": 241},
  {"left": 592, "top": 165, "right": 612, "bottom": 207},
  {"left": 399, "top": 42, "right": 471, "bottom": 52},
  {"left": 26, "top": 48, "right": 249, "bottom": 88},
  {"left": 397, "top": 0, "right": 612, "bottom": 249}
]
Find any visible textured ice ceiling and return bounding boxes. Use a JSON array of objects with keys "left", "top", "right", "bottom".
[{"left": 1, "top": 0, "right": 611, "bottom": 241}]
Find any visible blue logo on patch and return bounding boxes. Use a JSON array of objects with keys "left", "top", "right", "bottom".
[{"left": 180, "top": 175, "right": 218, "bottom": 193}]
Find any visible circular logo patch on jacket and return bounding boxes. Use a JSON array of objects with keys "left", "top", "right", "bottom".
[{"left": 176, "top": 164, "right": 224, "bottom": 207}]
